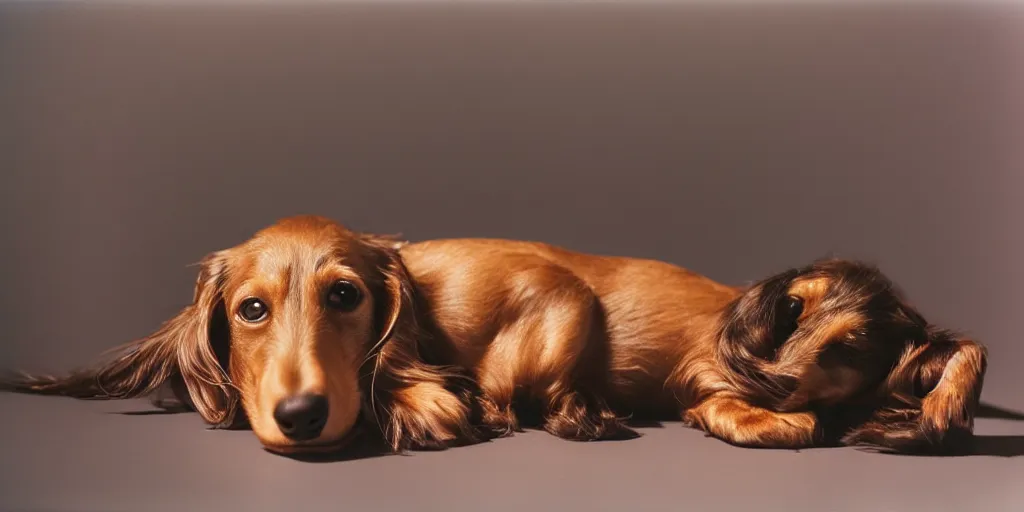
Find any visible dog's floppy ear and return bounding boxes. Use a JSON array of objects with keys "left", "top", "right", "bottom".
[
  {"left": 841, "top": 324, "right": 988, "bottom": 453},
  {"left": 173, "top": 250, "right": 240, "bottom": 427},
  {"left": 711, "top": 268, "right": 804, "bottom": 405},
  {"left": 1, "top": 249, "right": 241, "bottom": 428},
  {"left": 357, "top": 233, "right": 412, "bottom": 350},
  {"left": 354, "top": 233, "right": 487, "bottom": 451}
]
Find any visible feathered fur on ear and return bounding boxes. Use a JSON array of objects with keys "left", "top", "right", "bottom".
[
  {"left": 0, "top": 250, "right": 241, "bottom": 428},
  {"left": 354, "top": 233, "right": 486, "bottom": 451},
  {"left": 840, "top": 326, "right": 988, "bottom": 453},
  {"left": 357, "top": 233, "right": 410, "bottom": 346}
]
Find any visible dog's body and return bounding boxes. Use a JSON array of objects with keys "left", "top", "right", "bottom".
[
  {"left": 2, "top": 216, "right": 988, "bottom": 455},
  {"left": 400, "top": 237, "right": 987, "bottom": 452},
  {"left": 399, "top": 238, "right": 734, "bottom": 436}
]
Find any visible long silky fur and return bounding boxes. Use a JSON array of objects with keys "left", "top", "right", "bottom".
[
  {"left": 357, "top": 234, "right": 489, "bottom": 452},
  {"left": 0, "top": 253, "right": 240, "bottom": 428},
  {"left": 0, "top": 332, "right": 179, "bottom": 403},
  {"left": 716, "top": 258, "right": 988, "bottom": 454},
  {"left": 715, "top": 267, "right": 804, "bottom": 407},
  {"left": 840, "top": 327, "right": 988, "bottom": 454}
]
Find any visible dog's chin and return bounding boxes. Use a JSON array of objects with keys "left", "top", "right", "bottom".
[{"left": 261, "top": 428, "right": 361, "bottom": 456}]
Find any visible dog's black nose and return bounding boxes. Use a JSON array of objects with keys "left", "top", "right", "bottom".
[{"left": 273, "top": 394, "right": 329, "bottom": 441}]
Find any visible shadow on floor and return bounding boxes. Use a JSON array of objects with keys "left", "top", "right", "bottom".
[
  {"left": 116, "top": 409, "right": 187, "bottom": 416},
  {"left": 274, "top": 433, "right": 396, "bottom": 463},
  {"left": 977, "top": 402, "right": 1024, "bottom": 421},
  {"left": 961, "top": 435, "right": 1024, "bottom": 457},
  {"left": 625, "top": 418, "right": 666, "bottom": 429},
  {"left": 857, "top": 402, "right": 1024, "bottom": 458},
  {"left": 867, "top": 435, "right": 1024, "bottom": 458},
  {"left": 110, "top": 400, "right": 1024, "bottom": 460}
]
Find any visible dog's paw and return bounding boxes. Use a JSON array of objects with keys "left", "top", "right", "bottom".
[
  {"left": 681, "top": 409, "right": 704, "bottom": 430},
  {"left": 544, "top": 392, "right": 639, "bottom": 441},
  {"left": 841, "top": 403, "right": 975, "bottom": 454},
  {"left": 478, "top": 396, "right": 519, "bottom": 439},
  {"left": 841, "top": 408, "right": 933, "bottom": 453},
  {"left": 384, "top": 381, "right": 480, "bottom": 451},
  {"left": 919, "top": 393, "right": 975, "bottom": 452}
]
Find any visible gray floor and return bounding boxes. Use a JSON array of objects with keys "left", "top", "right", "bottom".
[{"left": 1, "top": 393, "right": 1021, "bottom": 512}]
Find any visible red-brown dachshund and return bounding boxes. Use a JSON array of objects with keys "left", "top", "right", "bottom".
[{"left": 2, "top": 216, "right": 987, "bottom": 454}]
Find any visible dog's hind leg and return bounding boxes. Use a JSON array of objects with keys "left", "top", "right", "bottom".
[{"left": 476, "top": 265, "right": 636, "bottom": 441}]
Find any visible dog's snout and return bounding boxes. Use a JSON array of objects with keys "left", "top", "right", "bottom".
[{"left": 273, "top": 393, "right": 329, "bottom": 441}]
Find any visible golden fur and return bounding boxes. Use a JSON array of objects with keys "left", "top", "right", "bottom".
[{"left": 2, "top": 216, "right": 988, "bottom": 454}]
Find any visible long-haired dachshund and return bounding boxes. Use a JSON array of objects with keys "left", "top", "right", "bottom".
[{"left": 2, "top": 215, "right": 987, "bottom": 455}]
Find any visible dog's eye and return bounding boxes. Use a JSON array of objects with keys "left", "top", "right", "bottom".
[
  {"left": 326, "top": 280, "right": 362, "bottom": 312},
  {"left": 239, "top": 298, "right": 269, "bottom": 323},
  {"left": 773, "top": 295, "right": 804, "bottom": 340},
  {"left": 782, "top": 295, "right": 804, "bottom": 322}
]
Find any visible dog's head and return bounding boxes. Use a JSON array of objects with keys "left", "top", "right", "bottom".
[
  {"left": 2, "top": 215, "right": 413, "bottom": 454},
  {"left": 717, "top": 259, "right": 931, "bottom": 412}
]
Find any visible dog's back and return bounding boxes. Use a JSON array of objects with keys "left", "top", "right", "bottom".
[{"left": 399, "top": 238, "right": 738, "bottom": 413}]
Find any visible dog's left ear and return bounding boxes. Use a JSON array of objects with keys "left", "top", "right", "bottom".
[
  {"left": 842, "top": 323, "right": 988, "bottom": 453},
  {"left": 711, "top": 268, "right": 804, "bottom": 405}
]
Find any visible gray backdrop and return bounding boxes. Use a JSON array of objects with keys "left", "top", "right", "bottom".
[{"left": 1, "top": 2, "right": 1022, "bottom": 511}]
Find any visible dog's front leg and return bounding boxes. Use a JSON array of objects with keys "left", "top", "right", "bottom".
[
  {"left": 842, "top": 332, "right": 987, "bottom": 453},
  {"left": 683, "top": 394, "right": 820, "bottom": 449},
  {"left": 367, "top": 360, "right": 491, "bottom": 452}
]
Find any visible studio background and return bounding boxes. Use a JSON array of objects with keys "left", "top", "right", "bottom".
[{"left": 1, "top": 2, "right": 1022, "bottom": 511}]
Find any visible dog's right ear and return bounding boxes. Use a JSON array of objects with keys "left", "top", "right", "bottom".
[
  {"left": 173, "top": 250, "right": 240, "bottom": 427},
  {"left": 354, "top": 233, "right": 411, "bottom": 349},
  {"left": 0, "top": 249, "right": 240, "bottom": 428},
  {"left": 353, "top": 233, "right": 487, "bottom": 452}
]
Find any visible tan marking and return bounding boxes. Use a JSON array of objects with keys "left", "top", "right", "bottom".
[
  {"left": 787, "top": 276, "right": 832, "bottom": 321},
  {"left": 771, "top": 310, "right": 865, "bottom": 376}
]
